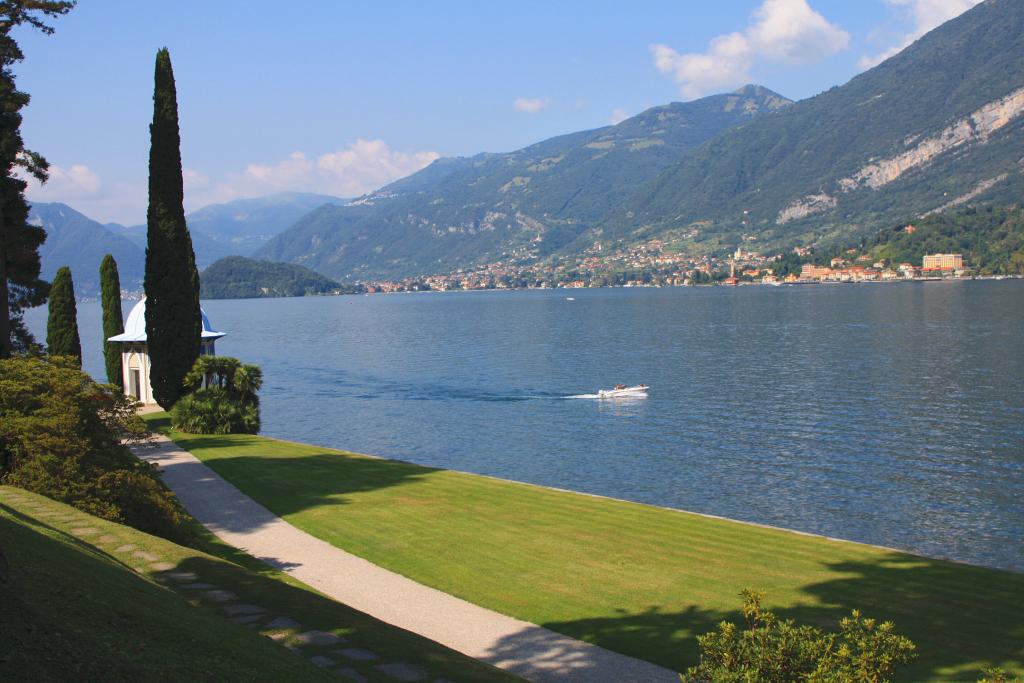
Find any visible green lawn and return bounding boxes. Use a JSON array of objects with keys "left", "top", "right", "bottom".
[
  {"left": 146, "top": 415, "right": 1024, "bottom": 682},
  {"left": 0, "top": 485, "right": 513, "bottom": 683}
]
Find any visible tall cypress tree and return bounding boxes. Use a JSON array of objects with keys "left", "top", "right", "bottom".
[
  {"left": 100, "top": 253, "right": 124, "bottom": 387},
  {"left": 144, "top": 48, "right": 200, "bottom": 409},
  {"left": 0, "top": 1, "right": 74, "bottom": 357},
  {"left": 46, "top": 265, "right": 80, "bottom": 362}
]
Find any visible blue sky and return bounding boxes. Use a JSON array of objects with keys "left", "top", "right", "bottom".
[{"left": 15, "top": 0, "right": 983, "bottom": 224}]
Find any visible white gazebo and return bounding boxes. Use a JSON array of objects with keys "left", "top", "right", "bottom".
[{"left": 108, "top": 297, "right": 225, "bottom": 405}]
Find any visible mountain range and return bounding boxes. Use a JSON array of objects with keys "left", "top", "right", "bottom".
[
  {"left": 30, "top": 192, "right": 346, "bottom": 295},
  {"left": 115, "top": 191, "right": 348, "bottom": 267},
  {"left": 32, "top": 0, "right": 1023, "bottom": 289},
  {"left": 31, "top": 203, "right": 145, "bottom": 297},
  {"left": 256, "top": 0, "right": 1024, "bottom": 281},
  {"left": 256, "top": 85, "right": 792, "bottom": 278}
]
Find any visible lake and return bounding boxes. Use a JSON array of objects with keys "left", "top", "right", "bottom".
[{"left": 26, "top": 281, "right": 1024, "bottom": 571}]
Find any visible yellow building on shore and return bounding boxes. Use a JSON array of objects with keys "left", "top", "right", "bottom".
[{"left": 922, "top": 253, "right": 963, "bottom": 270}]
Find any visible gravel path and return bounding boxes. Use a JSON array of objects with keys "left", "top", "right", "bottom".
[{"left": 134, "top": 435, "right": 679, "bottom": 682}]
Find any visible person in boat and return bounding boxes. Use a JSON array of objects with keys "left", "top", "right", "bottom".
[{"left": 615, "top": 383, "right": 625, "bottom": 390}]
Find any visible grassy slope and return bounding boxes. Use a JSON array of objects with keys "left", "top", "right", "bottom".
[
  {"left": 146, "top": 416, "right": 1024, "bottom": 682},
  {"left": 0, "top": 485, "right": 513, "bottom": 683}
]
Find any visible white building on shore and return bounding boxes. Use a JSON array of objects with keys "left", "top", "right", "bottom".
[{"left": 107, "top": 297, "right": 225, "bottom": 405}]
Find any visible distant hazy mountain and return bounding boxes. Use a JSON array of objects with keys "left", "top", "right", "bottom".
[
  {"left": 30, "top": 203, "right": 145, "bottom": 296},
  {"left": 117, "top": 192, "right": 348, "bottom": 268},
  {"left": 115, "top": 222, "right": 238, "bottom": 270},
  {"left": 188, "top": 192, "right": 348, "bottom": 253},
  {"left": 256, "top": 85, "right": 792, "bottom": 279},
  {"left": 599, "top": 0, "right": 1024, "bottom": 251},
  {"left": 200, "top": 255, "right": 342, "bottom": 299}
]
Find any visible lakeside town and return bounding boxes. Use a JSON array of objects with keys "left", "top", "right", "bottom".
[{"left": 358, "top": 239, "right": 1000, "bottom": 294}]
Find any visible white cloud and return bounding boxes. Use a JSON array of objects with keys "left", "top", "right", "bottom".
[
  {"left": 190, "top": 139, "right": 439, "bottom": 208},
  {"left": 182, "top": 168, "right": 210, "bottom": 191},
  {"left": 24, "top": 163, "right": 147, "bottom": 225},
  {"left": 23, "top": 139, "right": 439, "bottom": 225},
  {"left": 513, "top": 97, "right": 550, "bottom": 114},
  {"left": 609, "top": 108, "right": 630, "bottom": 125},
  {"left": 858, "top": 0, "right": 983, "bottom": 69},
  {"left": 652, "top": 0, "right": 849, "bottom": 99},
  {"left": 26, "top": 163, "right": 101, "bottom": 200}
]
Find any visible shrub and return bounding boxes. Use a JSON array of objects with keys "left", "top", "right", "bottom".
[
  {"left": 170, "top": 356, "right": 263, "bottom": 434},
  {"left": 978, "top": 668, "right": 1020, "bottom": 683},
  {"left": 681, "top": 589, "right": 916, "bottom": 683},
  {"left": 0, "top": 356, "right": 191, "bottom": 544},
  {"left": 171, "top": 386, "right": 260, "bottom": 434}
]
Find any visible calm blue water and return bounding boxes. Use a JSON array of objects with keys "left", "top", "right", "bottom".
[{"left": 27, "top": 282, "right": 1024, "bottom": 571}]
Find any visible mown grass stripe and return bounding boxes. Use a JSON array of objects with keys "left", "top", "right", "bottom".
[{"left": 147, "top": 416, "right": 1024, "bottom": 682}]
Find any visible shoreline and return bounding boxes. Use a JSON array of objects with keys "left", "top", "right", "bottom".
[
  {"left": 177, "top": 420, "right": 1021, "bottom": 576},
  {"left": 146, "top": 414, "right": 1024, "bottom": 680}
]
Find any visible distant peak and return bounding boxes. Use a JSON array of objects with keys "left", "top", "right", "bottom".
[{"left": 733, "top": 84, "right": 788, "bottom": 100}]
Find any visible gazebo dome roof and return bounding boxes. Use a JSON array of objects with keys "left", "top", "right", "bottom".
[{"left": 107, "top": 297, "right": 225, "bottom": 343}]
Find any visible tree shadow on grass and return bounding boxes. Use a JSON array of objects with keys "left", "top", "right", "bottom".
[
  {"left": 788, "top": 553, "right": 1024, "bottom": 681},
  {"left": 189, "top": 452, "right": 441, "bottom": 519},
  {"left": 164, "top": 555, "right": 513, "bottom": 683},
  {"left": 144, "top": 414, "right": 443, "bottom": 522},
  {"left": 488, "top": 552, "right": 1024, "bottom": 682}
]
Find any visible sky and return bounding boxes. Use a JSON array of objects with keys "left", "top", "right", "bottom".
[{"left": 14, "top": 0, "right": 984, "bottom": 225}]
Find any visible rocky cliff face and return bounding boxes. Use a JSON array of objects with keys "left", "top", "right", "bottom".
[
  {"left": 599, "top": 0, "right": 1024, "bottom": 252},
  {"left": 841, "top": 87, "right": 1024, "bottom": 191}
]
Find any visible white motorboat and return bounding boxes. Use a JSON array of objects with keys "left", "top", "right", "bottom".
[{"left": 597, "top": 384, "right": 649, "bottom": 398}]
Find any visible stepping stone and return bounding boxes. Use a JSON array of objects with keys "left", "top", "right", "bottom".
[
  {"left": 180, "top": 582, "right": 215, "bottom": 590},
  {"left": 223, "top": 604, "right": 266, "bottom": 616},
  {"left": 149, "top": 562, "right": 176, "bottom": 572},
  {"left": 98, "top": 534, "right": 118, "bottom": 543},
  {"left": 308, "top": 655, "right": 335, "bottom": 668},
  {"left": 374, "top": 663, "right": 426, "bottom": 682},
  {"left": 337, "top": 648, "right": 378, "bottom": 662},
  {"left": 229, "top": 613, "right": 265, "bottom": 625},
  {"left": 336, "top": 669, "right": 367, "bottom": 683},
  {"left": 264, "top": 616, "right": 301, "bottom": 631},
  {"left": 265, "top": 632, "right": 290, "bottom": 642},
  {"left": 201, "top": 589, "right": 237, "bottom": 602},
  {"left": 131, "top": 550, "right": 159, "bottom": 562},
  {"left": 114, "top": 544, "right": 137, "bottom": 554},
  {"left": 293, "top": 630, "right": 343, "bottom": 647},
  {"left": 70, "top": 527, "right": 99, "bottom": 537},
  {"left": 161, "top": 571, "right": 198, "bottom": 582}
]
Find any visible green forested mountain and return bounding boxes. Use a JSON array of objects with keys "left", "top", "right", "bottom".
[
  {"left": 599, "top": 0, "right": 1024, "bottom": 251},
  {"left": 258, "top": 0, "right": 1024, "bottom": 281},
  {"left": 30, "top": 203, "right": 145, "bottom": 295},
  {"left": 256, "top": 86, "right": 792, "bottom": 278},
  {"left": 771, "top": 205, "right": 1024, "bottom": 277},
  {"left": 865, "top": 206, "right": 1024, "bottom": 274},
  {"left": 200, "top": 256, "right": 342, "bottom": 299}
]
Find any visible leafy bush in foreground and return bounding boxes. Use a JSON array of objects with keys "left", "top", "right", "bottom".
[
  {"left": 0, "top": 356, "right": 190, "bottom": 543},
  {"left": 170, "top": 356, "right": 263, "bottom": 434},
  {"left": 681, "top": 589, "right": 916, "bottom": 683}
]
